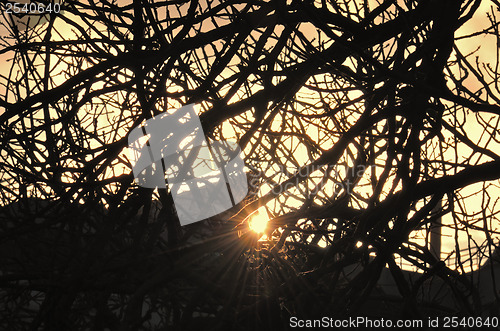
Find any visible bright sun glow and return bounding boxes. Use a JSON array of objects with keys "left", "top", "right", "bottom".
[{"left": 248, "top": 207, "right": 269, "bottom": 233}]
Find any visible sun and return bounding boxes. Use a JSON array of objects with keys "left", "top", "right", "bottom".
[{"left": 248, "top": 207, "right": 269, "bottom": 234}]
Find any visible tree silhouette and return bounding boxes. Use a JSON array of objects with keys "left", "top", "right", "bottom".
[{"left": 1, "top": 0, "right": 499, "bottom": 330}]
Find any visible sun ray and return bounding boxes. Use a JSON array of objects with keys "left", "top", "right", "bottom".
[{"left": 248, "top": 207, "right": 269, "bottom": 234}]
